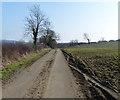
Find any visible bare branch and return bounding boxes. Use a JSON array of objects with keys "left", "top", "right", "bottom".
[
  {"left": 84, "top": 33, "right": 90, "bottom": 44},
  {"left": 24, "top": 4, "right": 48, "bottom": 45}
]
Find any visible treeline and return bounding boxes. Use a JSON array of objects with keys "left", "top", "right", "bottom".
[
  {"left": 70, "top": 39, "right": 120, "bottom": 46},
  {"left": 57, "top": 39, "right": 120, "bottom": 48}
]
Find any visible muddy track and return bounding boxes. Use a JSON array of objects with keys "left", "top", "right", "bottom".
[{"left": 62, "top": 50, "right": 120, "bottom": 100}]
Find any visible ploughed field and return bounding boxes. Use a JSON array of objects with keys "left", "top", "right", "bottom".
[{"left": 63, "top": 42, "right": 120, "bottom": 93}]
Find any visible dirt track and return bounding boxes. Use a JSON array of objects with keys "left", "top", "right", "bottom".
[
  {"left": 43, "top": 49, "right": 76, "bottom": 98},
  {"left": 3, "top": 49, "right": 79, "bottom": 98},
  {"left": 2, "top": 49, "right": 56, "bottom": 98},
  {"left": 2, "top": 49, "right": 120, "bottom": 99}
]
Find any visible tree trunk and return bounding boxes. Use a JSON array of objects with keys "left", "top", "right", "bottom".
[
  {"left": 34, "top": 39, "right": 36, "bottom": 45},
  {"left": 87, "top": 39, "right": 90, "bottom": 44},
  {"left": 33, "top": 35, "right": 37, "bottom": 45}
]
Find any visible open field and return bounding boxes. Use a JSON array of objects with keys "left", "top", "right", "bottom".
[
  {"left": 76, "top": 41, "right": 118, "bottom": 48},
  {"left": 63, "top": 41, "right": 120, "bottom": 93}
]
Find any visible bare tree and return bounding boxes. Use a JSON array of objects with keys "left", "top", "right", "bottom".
[
  {"left": 25, "top": 4, "right": 49, "bottom": 45},
  {"left": 69, "top": 39, "right": 78, "bottom": 46},
  {"left": 98, "top": 37, "right": 107, "bottom": 42},
  {"left": 84, "top": 33, "right": 90, "bottom": 44}
]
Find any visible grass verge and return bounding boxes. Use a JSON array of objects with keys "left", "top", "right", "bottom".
[{"left": 1, "top": 48, "right": 51, "bottom": 79}]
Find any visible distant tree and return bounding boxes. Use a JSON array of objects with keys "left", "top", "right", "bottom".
[
  {"left": 69, "top": 40, "right": 74, "bottom": 46},
  {"left": 24, "top": 4, "right": 50, "bottom": 45},
  {"left": 98, "top": 37, "right": 107, "bottom": 42},
  {"left": 74, "top": 39, "right": 78, "bottom": 44},
  {"left": 116, "top": 39, "right": 120, "bottom": 41},
  {"left": 109, "top": 40, "right": 115, "bottom": 42},
  {"left": 39, "top": 29, "right": 59, "bottom": 48},
  {"left": 84, "top": 33, "right": 90, "bottom": 44},
  {"left": 69, "top": 39, "right": 78, "bottom": 46}
]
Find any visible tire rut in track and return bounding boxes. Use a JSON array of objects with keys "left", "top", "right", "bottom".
[{"left": 24, "top": 57, "right": 55, "bottom": 98}]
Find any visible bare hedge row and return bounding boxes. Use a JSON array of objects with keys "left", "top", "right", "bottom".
[{"left": 2, "top": 42, "right": 47, "bottom": 67}]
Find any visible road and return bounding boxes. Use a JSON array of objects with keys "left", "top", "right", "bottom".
[
  {"left": 43, "top": 49, "right": 76, "bottom": 98},
  {"left": 2, "top": 49, "right": 77, "bottom": 98}
]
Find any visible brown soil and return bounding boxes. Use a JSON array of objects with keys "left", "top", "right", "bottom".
[{"left": 62, "top": 50, "right": 120, "bottom": 100}]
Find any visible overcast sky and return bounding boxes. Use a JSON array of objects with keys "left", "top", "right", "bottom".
[{"left": 2, "top": 2, "right": 118, "bottom": 42}]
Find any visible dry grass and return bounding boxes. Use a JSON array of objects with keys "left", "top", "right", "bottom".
[{"left": 2, "top": 42, "right": 47, "bottom": 67}]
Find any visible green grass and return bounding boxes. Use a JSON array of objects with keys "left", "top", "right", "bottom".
[
  {"left": 63, "top": 42, "right": 119, "bottom": 92},
  {"left": 64, "top": 47, "right": 118, "bottom": 57},
  {"left": 1, "top": 48, "right": 51, "bottom": 79},
  {"left": 76, "top": 41, "right": 118, "bottom": 48}
]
